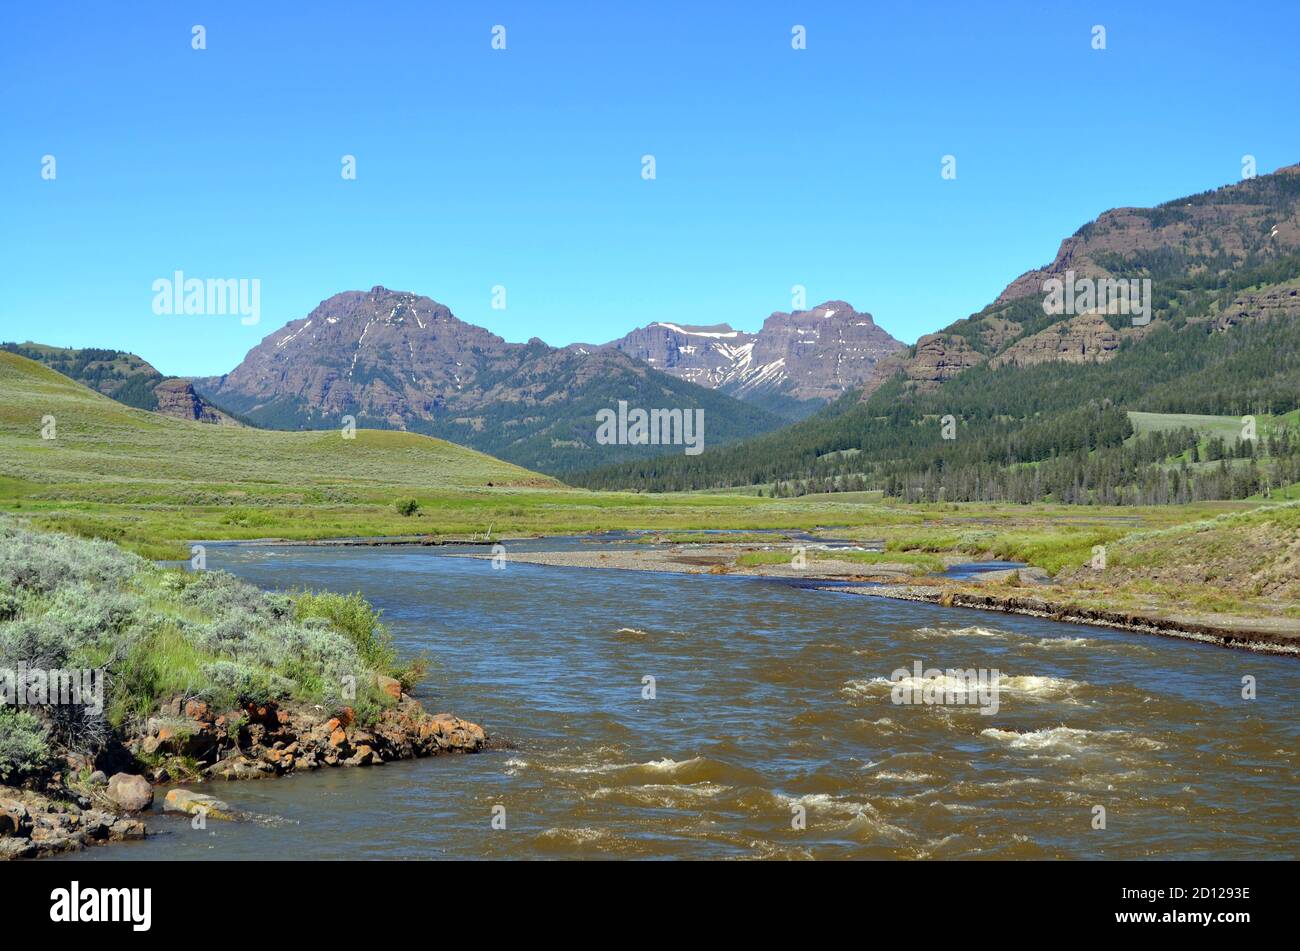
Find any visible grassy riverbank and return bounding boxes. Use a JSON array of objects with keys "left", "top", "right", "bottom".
[
  {"left": 0, "top": 515, "right": 492, "bottom": 859},
  {"left": 0, "top": 514, "right": 409, "bottom": 786}
]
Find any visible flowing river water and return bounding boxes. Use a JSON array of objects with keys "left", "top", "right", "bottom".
[{"left": 66, "top": 538, "right": 1298, "bottom": 860}]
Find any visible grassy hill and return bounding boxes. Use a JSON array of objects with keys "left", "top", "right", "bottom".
[
  {"left": 0, "top": 350, "right": 551, "bottom": 555},
  {"left": 1050, "top": 501, "right": 1300, "bottom": 626},
  {"left": 1, "top": 342, "right": 165, "bottom": 410},
  {"left": 2, "top": 341, "right": 246, "bottom": 425},
  {"left": 0, "top": 351, "right": 907, "bottom": 557}
]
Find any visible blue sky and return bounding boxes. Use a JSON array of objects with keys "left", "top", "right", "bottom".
[{"left": 2, "top": 1, "right": 1297, "bottom": 376}]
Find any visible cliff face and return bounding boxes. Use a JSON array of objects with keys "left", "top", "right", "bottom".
[
  {"left": 996, "top": 165, "right": 1300, "bottom": 305},
  {"left": 1208, "top": 281, "right": 1300, "bottom": 332},
  {"left": 989, "top": 313, "right": 1128, "bottom": 369},
  {"left": 897, "top": 333, "right": 987, "bottom": 393}
]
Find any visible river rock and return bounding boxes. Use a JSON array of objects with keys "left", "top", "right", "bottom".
[
  {"left": 206, "top": 755, "right": 273, "bottom": 781},
  {"left": 376, "top": 674, "right": 403, "bottom": 700},
  {"left": 163, "top": 788, "right": 234, "bottom": 820},
  {"left": 106, "top": 773, "right": 154, "bottom": 812},
  {"left": 0, "top": 837, "right": 35, "bottom": 860},
  {"left": 0, "top": 799, "right": 32, "bottom": 838}
]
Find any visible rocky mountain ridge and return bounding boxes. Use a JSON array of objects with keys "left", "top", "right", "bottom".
[
  {"left": 600, "top": 300, "right": 903, "bottom": 418},
  {"left": 194, "top": 286, "right": 784, "bottom": 473}
]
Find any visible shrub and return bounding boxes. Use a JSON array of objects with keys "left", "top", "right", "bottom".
[
  {"left": 395, "top": 498, "right": 420, "bottom": 517},
  {"left": 293, "top": 590, "right": 396, "bottom": 674},
  {"left": 200, "top": 661, "right": 293, "bottom": 709},
  {"left": 0, "top": 617, "right": 72, "bottom": 670},
  {"left": 0, "top": 709, "right": 49, "bottom": 782},
  {"left": 0, "top": 518, "right": 142, "bottom": 593},
  {"left": 43, "top": 586, "right": 138, "bottom": 652},
  {"left": 179, "top": 570, "right": 292, "bottom": 623}
]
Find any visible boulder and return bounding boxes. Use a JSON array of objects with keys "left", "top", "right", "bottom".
[
  {"left": 376, "top": 674, "right": 403, "bottom": 700},
  {"left": 106, "top": 773, "right": 154, "bottom": 813},
  {"left": 109, "top": 818, "right": 147, "bottom": 840},
  {"left": 183, "top": 699, "right": 211, "bottom": 721},
  {"left": 205, "top": 756, "right": 272, "bottom": 781},
  {"left": 0, "top": 837, "right": 35, "bottom": 860},
  {"left": 141, "top": 719, "right": 217, "bottom": 759},
  {"left": 163, "top": 788, "right": 234, "bottom": 820},
  {"left": 0, "top": 799, "right": 33, "bottom": 838},
  {"left": 347, "top": 744, "right": 379, "bottom": 766}
]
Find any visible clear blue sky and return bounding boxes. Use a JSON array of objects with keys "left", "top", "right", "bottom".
[{"left": 2, "top": 1, "right": 1297, "bottom": 376}]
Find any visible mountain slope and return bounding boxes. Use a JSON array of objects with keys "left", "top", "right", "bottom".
[
  {"left": 862, "top": 162, "right": 1300, "bottom": 397},
  {"left": 600, "top": 300, "right": 903, "bottom": 418},
  {"left": 196, "top": 286, "right": 784, "bottom": 473},
  {"left": 572, "top": 164, "right": 1300, "bottom": 503},
  {"left": 1, "top": 342, "right": 240, "bottom": 425}
]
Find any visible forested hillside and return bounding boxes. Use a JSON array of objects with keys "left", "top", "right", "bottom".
[{"left": 571, "top": 168, "right": 1300, "bottom": 504}]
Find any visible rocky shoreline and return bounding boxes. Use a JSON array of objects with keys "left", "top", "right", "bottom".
[{"left": 1, "top": 690, "right": 487, "bottom": 860}]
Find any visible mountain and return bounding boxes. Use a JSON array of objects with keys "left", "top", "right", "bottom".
[
  {"left": 194, "top": 286, "right": 784, "bottom": 474},
  {"left": 0, "top": 342, "right": 240, "bottom": 425},
  {"left": 571, "top": 163, "right": 1300, "bottom": 503},
  {"left": 860, "top": 162, "right": 1300, "bottom": 397},
  {"left": 599, "top": 300, "right": 903, "bottom": 419}
]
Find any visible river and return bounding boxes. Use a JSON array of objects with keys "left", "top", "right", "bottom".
[{"left": 65, "top": 538, "right": 1299, "bottom": 860}]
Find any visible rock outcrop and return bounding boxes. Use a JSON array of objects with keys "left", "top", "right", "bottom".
[
  {"left": 151, "top": 377, "right": 238, "bottom": 424},
  {"left": 989, "top": 312, "right": 1127, "bottom": 368},
  {"left": 0, "top": 792, "right": 145, "bottom": 860},
  {"left": 129, "top": 693, "right": 488, "bottom": 785},
  {"left": 1204, "top": 280, "right": 1300, "bottom": 333},
  {"left": 901, "top": 333, "right": 987, "bottom": 392},
  {"left": 859, "top": 163, "right": 1300, "bottom": 398}
]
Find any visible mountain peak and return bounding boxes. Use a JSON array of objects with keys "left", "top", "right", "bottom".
[
  {"left": 605, "top": 300, "right": 902, "bottom": 416},
  {"left": 194, "top": 288, "right": 786, "bottom": 473}
]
